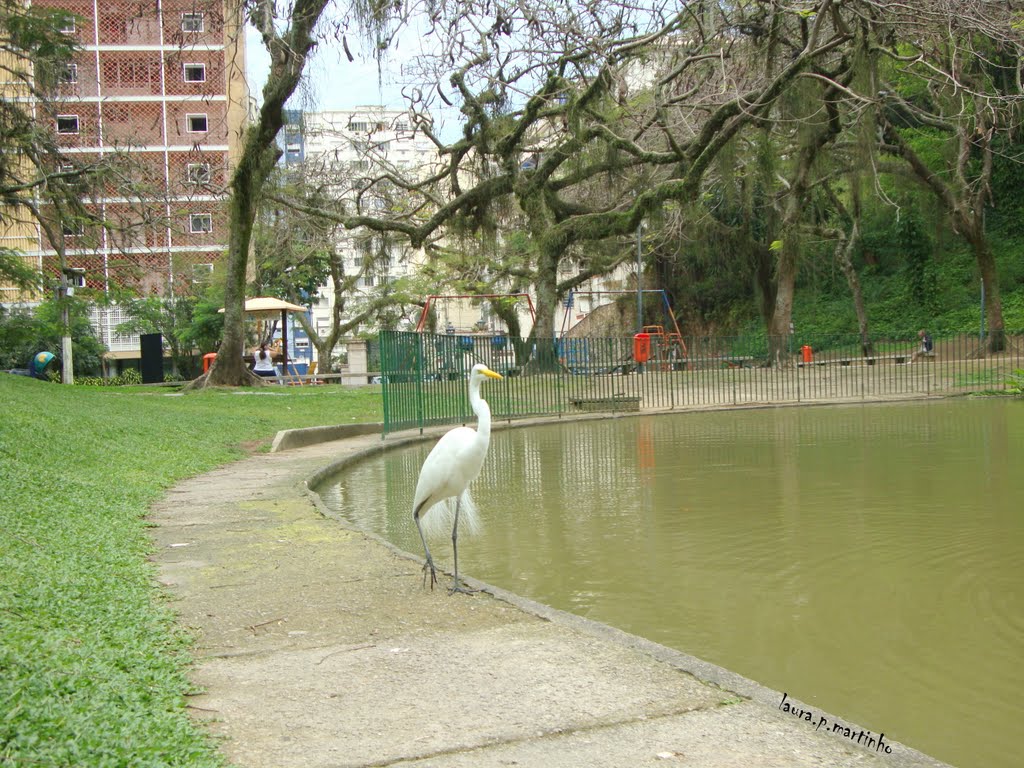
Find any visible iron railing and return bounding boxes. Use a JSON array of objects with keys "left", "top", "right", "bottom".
[{"left": 379, "top": 330, "right": 1024, "bottom": 435}]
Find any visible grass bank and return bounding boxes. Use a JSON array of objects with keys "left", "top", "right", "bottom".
[{"left": 0, "top": 377, "right": 381, "bottom": 766}]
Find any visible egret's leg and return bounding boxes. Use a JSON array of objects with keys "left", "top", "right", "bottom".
[
  {"left": 414, "top": 511, "right": 437, "bottom": 590},
  {"left": 449, "top": 496, "right": 477, "bottom": 595}
]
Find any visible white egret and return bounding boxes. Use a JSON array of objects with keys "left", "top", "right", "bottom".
[{"left": 413, "top": 363, "right": 503, "bottom": 593}]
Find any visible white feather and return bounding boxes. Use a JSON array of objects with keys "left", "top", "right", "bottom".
[{"left": 419, "top": 489, "right": 482, "bottom": 540}]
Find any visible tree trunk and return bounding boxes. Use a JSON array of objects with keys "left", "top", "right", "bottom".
[
  {"left": 835, "top": 220, "right": 873, "bottom": 356},
  {"left": 488, "top": 301, "right": 531, "bottom": 369},
  {"left": 972, "top": 231, "right": 1006, "bottom": 352},
  {"left": 753, "top": 246, "right": 777, "bottom": 332},
  {"left": 766, "top": 90, "right": 840, "bottom": 366},
  {"left": 768, "top": 239, "right": 798, "bottom": 366},
  {"left": 524, "top": 244, "right": 562, "bottom": 372},
  {"left": 204, "top": 137, "right": 279, "bottom": 386},
  {"left": 195, "top": 0, "right": 331, "bottom": 387},
  {"left": 880, "top": 118, "right": 1006, "bottom": 353}
]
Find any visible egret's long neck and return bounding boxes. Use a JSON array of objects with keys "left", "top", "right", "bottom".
[{"left": 469, "top": 379, "right": 491, "bottom": 443}]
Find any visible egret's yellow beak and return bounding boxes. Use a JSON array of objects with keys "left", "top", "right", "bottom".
[{"left": 482, "top": 367, "right": 503, "bottom": 380}]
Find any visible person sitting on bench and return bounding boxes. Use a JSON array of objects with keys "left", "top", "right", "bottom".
[{"left": 911, "top": 330, "right": 934, "bottom": 362}]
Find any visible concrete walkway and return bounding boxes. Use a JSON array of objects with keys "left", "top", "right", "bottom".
[{"left": 150, "top": 424, "right": 952, "bottom": 768}]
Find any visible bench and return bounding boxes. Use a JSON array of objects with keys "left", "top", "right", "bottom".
[
  {"left": 569, "top": 395, "right": 641, "bottom": 413},
  {"left": 797, "top": 353, "right": 928, "bottom": 368}
]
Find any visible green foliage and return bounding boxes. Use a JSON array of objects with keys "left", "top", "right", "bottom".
[
  {"left": 2, "top": 6, "right": 77, "bottom": 52},
  {"left": 114, "top": 294, "right": 201, "bottom": 378},
  {"left": 986, "top": 139, "right": 1024, "bottom": 239},
  {"left": 894, "top": 208, "right": 939, "bottom": 314},
  {"left": 0, "top": 300, "right": 105, "bottom": 375},
  {"left": 72, "top": 368, "right": 142, "bottom": 387},
  {"left": 0, "top": 3, "right": 95, "bottom": 287},
  {"left": 1007, "top": 369, "right": 1024, "bottom": 395},
  {"left": 0, "top": 248, "right": 42, "bottom": 292},
  {"left": 180, "top": 282, "right": 225, "bottom": 356},
  {"left": 0, "top": 376, "right": 382, "bottom": 765}
]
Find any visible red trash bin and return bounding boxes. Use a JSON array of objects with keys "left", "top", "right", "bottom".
[
  {"left": 801, "top": 345, "right": 813, "bottom": 363},
  {"left": 203, "top": 352, "right": 218, "bottom": 373},
  {"left": 633, "top": 333, "right": 651, "bottom": 364}
]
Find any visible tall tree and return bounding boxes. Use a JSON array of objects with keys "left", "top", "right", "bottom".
[
  {"left": 766, "top": 79, "right": 845, "bottom": 364},
  {"left": 285, "top": 0, "right": 856, "bottom": 368},
  {"left": 863, "top": 0, "right": 1024, "bottom": 352},
  {"left": 196, "top": 0, "right": 333, "bottom": 386}
]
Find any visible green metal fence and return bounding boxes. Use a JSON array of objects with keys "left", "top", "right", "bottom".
[{"left": 379, "top": 330, "right": 1024, "bottom": 435}]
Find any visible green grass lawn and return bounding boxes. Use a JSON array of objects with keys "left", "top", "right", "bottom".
[{"left": 0, "top": 377, "right": 381, "bottom": 766}]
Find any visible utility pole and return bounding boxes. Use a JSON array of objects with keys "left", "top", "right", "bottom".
[{"left": 58, "top": 267, "right": 85, "bottom": 385}]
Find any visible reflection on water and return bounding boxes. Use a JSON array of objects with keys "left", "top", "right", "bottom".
[{"left": 319, "top": 399, "right": 1024, "bottom": 768}]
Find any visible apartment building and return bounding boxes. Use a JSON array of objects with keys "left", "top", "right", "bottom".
[
  {"left": 281, "top": 107, "right": 439, "bottom": 360},
  {"left": 1, "top": 0, "right": 247, "bottom": 362},
  {"left": 296, "top": 107, "right": 551, "bottom": 348}
]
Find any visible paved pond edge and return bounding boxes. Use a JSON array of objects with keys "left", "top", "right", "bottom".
[{"left": 298, "top": 405, "right": 953, "bottom": 768}]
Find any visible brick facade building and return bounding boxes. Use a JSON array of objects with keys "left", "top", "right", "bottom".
[{"left": 2, "top": 0, "right": 247, "bottom": 356}]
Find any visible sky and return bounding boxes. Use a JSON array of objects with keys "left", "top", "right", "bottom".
[{"left": 243, "top": 17, "right": 464, "bottom": 135}]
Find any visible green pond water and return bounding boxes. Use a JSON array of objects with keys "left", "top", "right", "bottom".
[{"left": 319, "top": 398, "right": 1024, "bottom": 768}]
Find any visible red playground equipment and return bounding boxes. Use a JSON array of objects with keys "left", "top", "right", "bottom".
[{"left": 561, "top": 289, "right": 688, "bottom": 369}]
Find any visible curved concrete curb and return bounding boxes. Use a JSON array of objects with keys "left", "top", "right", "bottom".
[
  {"left": 271, "top": 421, "right": 384, "bottom": 452},
  {"left": 304, "top": 422, "right": 952, "bottom": 768},
  {"left": 152, "top": 413, "right": 955, "bottom": 768}
]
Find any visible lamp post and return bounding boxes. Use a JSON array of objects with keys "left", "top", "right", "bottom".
[{"left": 58, "top": 267, "right": 85, "bottom": 385}]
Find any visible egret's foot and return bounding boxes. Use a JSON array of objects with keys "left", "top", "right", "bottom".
[
  {"left": 448, "top": 578, "right": 478, "bottom": 596},
  {"left": 422, "top": 560, "right": 438, "bottom": 590}
]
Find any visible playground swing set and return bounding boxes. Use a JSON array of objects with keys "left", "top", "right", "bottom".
[
  {"left": 559, "top": 289, "right": 688, "bottom": 372},
  {"left": 409, "top": 289, "right": 688, "bottom": 375},
  {"left": 409, "top": 294, "right": 537, "bottom": 377},
  {"left": 415, "top": 293, "right": 536, "bottom": 334}
]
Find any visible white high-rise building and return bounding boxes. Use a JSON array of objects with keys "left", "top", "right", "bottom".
[{"left": 292, "top": 107, "right": 439, "bottom": 350}]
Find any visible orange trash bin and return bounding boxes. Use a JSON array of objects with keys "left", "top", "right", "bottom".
[
  {"left": 633, "top": 333, "right": 651, "bottom": 364},
  {"left": 801, "top": 345, "right": 813, "bottom": 363},
  {"left": 203, "top": 352, "right": 218, "bottom": 372}
]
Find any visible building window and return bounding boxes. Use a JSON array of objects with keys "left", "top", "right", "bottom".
[
  {"left": 56, "top": 115, "right": 79, "bottom": 134},
  {"left": 183, "top": 63, "right": 206, "bottom": 83},
  {"left": 60, "top": 64, "right": 78, "bottom": 84},
  {"left": 186, "top": 163, "right": 211, "bottom": 184},
  {"left": 348, "top": 121, "right": 368, "bottom": 132},
  {"left": 186, "top": 114, "right": 208, "bottom": 133},
  {"left": 362, "top": 276, "right": 375, "bottom": 288},
  {"left": 58, "top": 161, "right": 75, "bottom": 174},
  {"left": 59, "top": 17, "right": 76, "bottom": 34},
  {"left": 189, "top": 213, "right": 212, "bottom": 233},
  {"left": 181, "top": 13, "right": 204, "bottom": 32}
]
